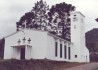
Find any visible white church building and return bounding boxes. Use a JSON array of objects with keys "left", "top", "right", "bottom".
[{"left": 4, "top": 11, "right": 90, "bottom": 62}]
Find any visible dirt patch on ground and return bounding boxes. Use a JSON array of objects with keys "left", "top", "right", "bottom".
[{"left": 65, "top": 62, "right": 98, "bottom": 70}]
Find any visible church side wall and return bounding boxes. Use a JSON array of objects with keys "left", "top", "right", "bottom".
[
  {"left": 79, "top": 13, "right": 90, "bottom": 62},
  {"left": 24, "top": 30, "right": 48, "bottom": 59},
  {"left": 47, "top": 35, "right": 73, "bottom": 62},
  {"left": 46, "top": 35, "right": 55, "bottom": 60}
]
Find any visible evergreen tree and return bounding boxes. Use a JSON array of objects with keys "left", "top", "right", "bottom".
[
  {"left": 16, "top": 0, "right": 49, "bottom": 31},
  {"left": 16, "top": 12, "right": 35, "bottom": 31},
  {"left": 16, "top": 0, "right": 76, "bottom": 41},
  {"left": 31, "top": 0, "right": 49, "bottom": 30},
  {"left": 48, "top": 2, "right": 75, "bottom": 41}
]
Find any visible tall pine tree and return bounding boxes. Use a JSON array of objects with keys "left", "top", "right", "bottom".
[
  {"left": 16, "top": 12, "right": 35, "bottom": 31},
  {"left": 48, "top": 2, "right": 75, "bottom": 41},
  {"left": 16, "top": 0, "right": 76, "bottom": 41},
  {"left": 16, "top": 0, "right": 49, "bottom": 30},
  {"left": 31, "top": 0, "right": 49, "bottom": 30}
]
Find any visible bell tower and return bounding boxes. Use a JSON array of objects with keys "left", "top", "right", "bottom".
[{"left": 70, "top": 11, "right": 86, "bottom": 61}]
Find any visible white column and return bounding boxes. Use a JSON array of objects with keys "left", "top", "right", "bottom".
[
  {"left": 62, "top": 41, "right": 64, "bottom": 59},
  {"left": 25, "top": 45, "right": 28, "bottom": 59},
  {"left": 29, "top": 46, "right": 32, "bottom": 59},
  {"left": 12, "top": 47, "right": 15, "bottom": 59},
  {"left": 15, "top": 47, "right": 17, "bottom": 59},
  {"left": 17, "top": 48, "right": 20, "bottom": 59},
  {"left": 28, "top": 45, "right": 31, "bottom": 59},
  {"left": 25, "top": 45, "right": 31, "bottom": 59}
]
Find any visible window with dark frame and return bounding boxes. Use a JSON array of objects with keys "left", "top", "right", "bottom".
[
  {"left": 68, "top": 47, "right": 71, "bottom": 59},
  {"left": 64, "top": 45, "right": 67, "bottom": 59},
  {"left": 75, "top": 55, "right": 77, "bottom": 58},
  {"left": 55, "top": 42, "right": 58, "bottom": 57},
  {"left": 86, "top": 56, "right": 87, "bottom": 62},
  {"left": 74, "top": 15, "right": 76, "bottom": 16},
  {"left": 73, "top": 14, "right": 78, "bottom": 21},
  {"left": 73, "top": 18, "right": 76, "bottom": 19},
  {"left": 60, "top": 44, "right": 62, "bottom": 58}
]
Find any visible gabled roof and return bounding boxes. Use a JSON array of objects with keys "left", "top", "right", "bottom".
[
  {"left": 4, "top": 28, "right": 72, "bottom": 44},
  {"left": 48, "top": 32, "right": 72, "bottom": 44},
  {"left": 4, "top": 28, "right": 47, "bottom": 38},
  {"left": 70, "top": 11, "right": 85, "bottom": 17},
  {"left": 4, "top": 29, "right": 22, "bottom": 38}
]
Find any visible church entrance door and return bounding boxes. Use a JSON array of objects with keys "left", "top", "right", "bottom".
[{"left": 20, "top": 48, "right": 25, "bottom": 59}]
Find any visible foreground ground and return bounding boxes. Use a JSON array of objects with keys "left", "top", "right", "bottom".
[
  {"left": 0, "top": 59, "right": 97, "bottom": 70},
  {"left": 65, "top": 62, "right": 98, "bottom": 70}
]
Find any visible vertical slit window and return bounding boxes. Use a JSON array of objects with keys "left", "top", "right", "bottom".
[
  {"left": 64, "top": 45, "right": 67, "bottom": 59},
  {"left": 60, "top": 44, "right": 62, "bottom": 58},
  {"left": 55, "top": 42, "right": 58, "bottom": 57},
  {"left": 68, "top": 47, "right": 71, "bottom": 59}
]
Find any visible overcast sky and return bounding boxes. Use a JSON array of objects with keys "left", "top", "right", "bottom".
[{"left": 0, "top": 0, "right": 98, "bottom": 38}]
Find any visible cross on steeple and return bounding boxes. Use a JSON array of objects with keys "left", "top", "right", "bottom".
[
  {"left": 23, "top": 37, "right": 26, "bottom": 44},
  {"left": 23, "top": 20, "right": 27, "bottom": 28},
  {"left": 18, "top": 39, "right": 21, "bottom": 45},
  {"left": 28, "top": 38, "right": 31, "bottom": 44}
]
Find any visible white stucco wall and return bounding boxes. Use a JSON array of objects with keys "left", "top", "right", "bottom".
[
  {"left": 4, "top": 29, "right": 48, "bottom": 60},
  {"left": 4, "top": 28, "right": 89, "bottom": 62},
  {"left": 24, "top": 29, "right": 47, "bottom": 59},
  {"left": 4, "top": 31, "right": 24, "bottom": 59},
  {"left": 46, "top": 33, "right": 73, "bottom": 62},
  {"left": 4, "top": 11, "right": 89, "bottom": 62},
  {"left": 70, "top": 11, "right": 89, "bottom": 62}
]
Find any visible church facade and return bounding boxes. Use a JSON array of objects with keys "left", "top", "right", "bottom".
[{"left": 4, "top": 11, "right": 90, "bottom": 62}]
